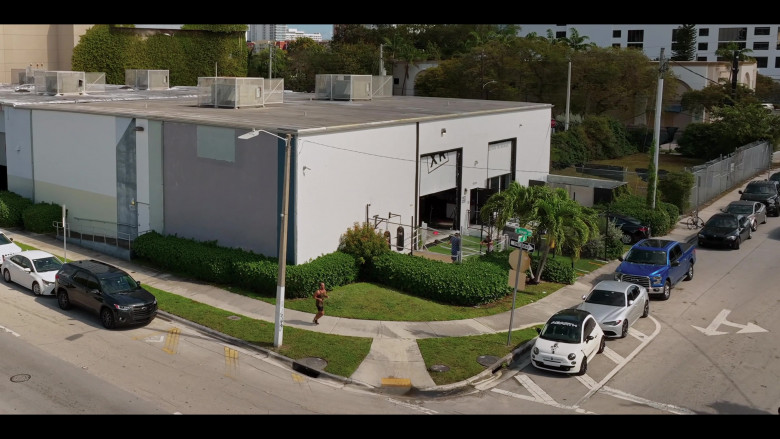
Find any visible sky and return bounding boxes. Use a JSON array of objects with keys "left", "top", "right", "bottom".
[{"left": 287, "top": 24, "right": 333, "bottom": 40}]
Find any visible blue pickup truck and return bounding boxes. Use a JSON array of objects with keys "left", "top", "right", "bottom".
[{"left": 613, "top": 238, "right": 696, "bottom": 301}]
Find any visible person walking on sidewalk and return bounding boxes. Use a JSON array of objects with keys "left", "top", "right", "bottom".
[{"left": 313, "top": 282, "right": 328, "bottom": 325}]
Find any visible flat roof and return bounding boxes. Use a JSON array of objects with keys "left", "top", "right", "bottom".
[{"left": 0, "top": 83, "right": 551, "bottom": 136}]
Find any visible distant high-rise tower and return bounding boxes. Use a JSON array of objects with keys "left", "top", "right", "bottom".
[{"left": 248, "top": 24, "right": 287, "bottom": 42}]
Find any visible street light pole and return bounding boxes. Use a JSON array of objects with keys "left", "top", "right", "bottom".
[
  {"left": 482, "top": 80, "right": 496, "bottom": 100},
  {"left": 274, "top": 132, "right": 292, "bottom": 347},
  {"left": 237, "top": 128, "right": 293, "bottom": 347}
]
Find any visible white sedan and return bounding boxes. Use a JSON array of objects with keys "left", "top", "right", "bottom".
[
  {"left": 2, "top": 250, "right": 63, "bottom": 296},
  {"left": 575, "top": 280, "right": 650, "bottom": 338},
  {"left": 531, "top": 308, "right": 606, "bottom": 376}
]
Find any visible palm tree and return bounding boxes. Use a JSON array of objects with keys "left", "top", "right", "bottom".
[{"left": 480, "top": 183, "right": 599, "bottom": 284}]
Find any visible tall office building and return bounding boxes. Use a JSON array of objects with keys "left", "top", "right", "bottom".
[
  {"left": 517, "top": 24, "right": 780, "bottom": 80},
  {"left": 248, "top": 24, "right": 288, "bottom": 42}
]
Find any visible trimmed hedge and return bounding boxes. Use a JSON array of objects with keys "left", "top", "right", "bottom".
[
  {"left": 21, "top": 202, "right": 62, "bottom": 233},
  {"left": 365, "top": 251, "right": 511, "bottom": 306},
  {"left": 131, "top": 231, "right": 359, "bottom": 299},
  {"left": 0, "top": 191, "right": 34, "bottom": 228}
]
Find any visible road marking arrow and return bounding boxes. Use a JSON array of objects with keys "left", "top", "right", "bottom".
[{"left": 692, "top": 309, "right": 768, "bottom": 336}]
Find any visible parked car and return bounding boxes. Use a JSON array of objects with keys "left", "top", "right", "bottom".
[
  {"left": 0, "top": 230, "right": 23, "bottom": 263},
  {"left": 697, "top": 213, "right": 752, "bottom": 249},
  {"left": 575, "top": 280, "right": 649, "bottom": 338},
  {"left": 2, "top": 250, "right": 63, "bottom": 296},
  {"left": 530, "top": 308, "right": 605, "bottom": 376},
  {"left": 738, "top": 180, "right": 780, "bottom": 217},
  {"left": 722, "top": 200, "right": 767, "bottom": 231},
  {"left": 606, "top": 213, "right": 652, "bottom": 244},
  {"left": 613, "top": 238, "right": 696, "bottom": 301},
  {"left": 54, "top": 259, "right": 157, "bottom": 329}
]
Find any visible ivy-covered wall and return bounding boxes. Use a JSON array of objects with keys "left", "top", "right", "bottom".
[{"left": 72, "top": 24, "right": 249, "bottom": 86}]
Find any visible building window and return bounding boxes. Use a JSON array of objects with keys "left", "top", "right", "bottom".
[
  {"left": 556, "top": 31, "right": 566, "bottom": 39},
  {"left": 698, "top": 42, "right": 708, "bottom": 50},
  {"left": 613, "top": 30, "right": 621, "bottom": 38},
  {"left": 755, "top": 27, "right": 770, "bottom": 36},
  {"left": 697, "top": 56, "right": 708, "bottom": 61},
  {"left": 755, "top": 56, "right": 768, "bottom": 68},
  {"left": 754, "top": 41, "right": 769, "bottom": 50},
  {"left": 718, "top": 27, "right": 747, "bottom": 41},
  {"left": 775, "top": 57, "right": 780, "bottom": 68},
  {"left": 627, "top": 29, "right": 644, "bottom": 42},
  {"left": 699, "top": 28, "right": 709, "bottom": 37}
]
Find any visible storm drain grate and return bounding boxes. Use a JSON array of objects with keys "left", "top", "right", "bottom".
[{"left": 477, "top": 355, "right": 500, "bottom": 367}]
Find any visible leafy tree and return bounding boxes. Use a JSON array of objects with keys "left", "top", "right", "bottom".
[
  {"left": 671, "top": 24, "right": 697, "bottom": 61},
  {"left": 248, "top": 45, "right": 287, "bottom": 79},
  {"left": 755, "top": 73, "right": 780, "bottom": 104}
]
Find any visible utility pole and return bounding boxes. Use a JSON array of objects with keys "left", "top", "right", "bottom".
[
  {"left": 651, "top": 48, "right": 667, "bottom": 209},
  {"left": 565, "top": 59, "right": 571, "bottom": 131},
  {"left": 269, "top": 43, "right": 273, "bottom": 79},
  {"left": 731, "top": 50, "right": 739, "bottom": 103}
]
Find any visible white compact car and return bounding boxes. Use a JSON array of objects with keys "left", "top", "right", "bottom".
[
  {"left": 531, "top": 308, "right": 605, "bottom": 376},
  {"left": 2, "top": 250, "right": 63, "bottom": 296},
  {"left": 0, "top": 230, "right": 22, "bottom": 263}
]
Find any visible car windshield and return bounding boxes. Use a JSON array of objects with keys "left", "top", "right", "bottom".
[
  {"left": 540, "top": 319, "right": 580, "bottom": 343},
  {"left": 624, "top": 249, "right": 666, "bottom": 265},
  {"left": 726, "top": 205, "right": 753, "bottom": 215},
  {"left": 586, "top": 289, "right": 626, "bottom": 307},
  {"left": 32, "top": 256, "right": 63, "bottom": 273},
  {"left": 707, "top": 216, "right": 738, "bottom": 228},
  {"left": 745, "top": 184, "right": 771, "bottom": 194},
  {"left": 100, "top": 274, "right": 138, "bottom": 294},
  {"left": 0, "top": 233, "right": 13, "bottom": 245}
]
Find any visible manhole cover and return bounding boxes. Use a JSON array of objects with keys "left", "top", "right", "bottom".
[
  {"left": 297, "top": 357, "right": 327, "bottom": 370},
  {"left": 10, "top": 374, "right": 31, "bottom": 383},
  {"left": 227, "top": 315, "right": 241, "bottom": 321},
  {"left": 477, "top": 355, "right": 500, "bottom": 367},
  {"left": 429, "top": 364, "right": 450, "bottom": 372}
]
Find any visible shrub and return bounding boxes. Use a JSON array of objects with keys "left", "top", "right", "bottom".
[
  {"left": 22, "top": 202, "right": 63, "bottom": 233},
  {"left": 0, "top": 191, "right": 34, "bottom": 228},
  {"left": 337, "top": 222, "right": 391, "bottom": 266}
]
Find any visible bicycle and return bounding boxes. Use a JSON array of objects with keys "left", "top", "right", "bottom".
[{"left": 685, "top": 209, "right": 705, "bottom": 229}]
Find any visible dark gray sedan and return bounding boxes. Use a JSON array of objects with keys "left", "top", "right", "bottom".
[
  {"left": 722, "top": 200, "right": 767, "bottom": 231},
  {"left": 697, "top": 213, "right": 752, "bottom": 249}
]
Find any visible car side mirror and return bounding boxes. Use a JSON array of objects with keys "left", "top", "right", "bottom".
[
  {"left": 671, "top": 260, "right": 680, "bottom": 267},
  {"left": 581, "top": 294, "right": 587, "bottom": 300},
  {"left": 618, "top": 256, "right": 624, "bottom": 261},
  {"left": 586, "top": 335, "right": 595, "bottom": 341},
  {"left": 89, "top": 289, "right": 100, "bottom": 295},
  {"left": 535, "top": 327, "right": 541, "bottom": 335},
  {"left": 628, "top": 299, "right": 634, "bottom": 306},
  {"left": 739, "top": 190, "right": 744, "bottom": 194}
]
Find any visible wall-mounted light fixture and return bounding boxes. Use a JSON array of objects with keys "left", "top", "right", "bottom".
[
  {"left": 303, "top": 166, "right": 311, "bottom": 175},
  {"left": 135, "top": 126, "right": 144, "bottom": 132},
  {"left": 441, "top": 128, "right": 447, "bottom": 137}
]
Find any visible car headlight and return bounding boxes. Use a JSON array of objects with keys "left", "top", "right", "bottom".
[
  {"left": 604, "top": 320, "right": 620, "bottom": 326},
  {"left": 42, "top": 280, "right": 53, "bottom": 286},
  {"left": 567, "top": 353, "right": 576, "bottom": 361},
  {"left": 532, "top": 347, "right": 539, "bottom": 355},
  {"left": 726, "top": 235, "right": 736, "bottom": 240},
  {"left": 651, "top": 275, "right": 662, "bottom": 284},
  {"left": 698, "top": 233, "right": 705, "bottom": 239},
  {"left": 113, "top": 304, "right": 131, "bottom": 311}
]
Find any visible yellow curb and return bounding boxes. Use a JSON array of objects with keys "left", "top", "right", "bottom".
[{"left": 381, "top": 377, "right": 411, "bottom": 387}]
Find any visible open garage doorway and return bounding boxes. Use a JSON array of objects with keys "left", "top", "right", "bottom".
[{"left": 418, "top": 149, "right": 461, "bottom": 231}]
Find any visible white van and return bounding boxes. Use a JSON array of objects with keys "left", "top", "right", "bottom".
[{"left": 0, "top": 230, "right": 22, "bottom": 263}]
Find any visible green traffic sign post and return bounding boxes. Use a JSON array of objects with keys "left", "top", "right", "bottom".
[{"left": 515, "top": 227, "right": 533, "bottom": 237}]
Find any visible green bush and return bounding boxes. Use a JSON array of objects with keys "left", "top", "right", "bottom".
[
  {"left": 337, "top": 222, "right": 391, "bottom": 267},
  {"left": 366, "top": 251, "right": 510, "bottom": 306},
  {"left": 21, "top": 202, "right": 62, "bottom": 233},
  {"left": 658, "top": 171, "right": 695, "bottom": 214},
  {"left": 530, "top": 255, "right": 576, "bottom": 284},
  {"left": 596, "top": 194, "right": 677, "bottom": 237},
  {"left": 0, "top": 191, "right": 34, "bottom": 228},
  {"left": 581, "top": 221, "right": 625, "bottom": 260}
]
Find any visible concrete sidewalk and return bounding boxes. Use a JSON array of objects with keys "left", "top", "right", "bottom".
[{"left": 4, "top": 159, "right": 776, "bottom": 392}]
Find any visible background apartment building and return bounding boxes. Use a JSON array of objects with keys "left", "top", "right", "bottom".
[{"left": 517, "top": 24, "right": 780, "bottom": 81}]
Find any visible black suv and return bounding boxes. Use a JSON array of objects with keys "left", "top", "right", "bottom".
[
  {"left": 55, "top": 260, "right": 157, "bottom": 329},
  {"left": 739, "top": 180, "right": 780, "bottom": 217}
]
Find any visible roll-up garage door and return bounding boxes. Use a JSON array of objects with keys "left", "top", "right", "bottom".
[{"left": 420, "top": 151, "right": 457, "bottom": 196}]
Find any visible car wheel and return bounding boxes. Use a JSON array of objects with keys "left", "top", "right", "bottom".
[
  {"left": 57, "top": 290, "right": 71, "bottom": 310},
  {"left": 733, "top": 237, "right": 741, "bottom": 249},
  {"left": 661, "top": 280, "right": 671, "bottom": 301},
  {"left": 684, "top": 263, "right": 694, "bottom": 281},
  {"left": 621, "top": 233, "right": 632, "bottom": 244},
  {"left": 642, "top": 299, "right": 650, "bottom": 318},
  {"left": 32, "top": 282, "right": 41, "bottom": 296},
  {"left": 577, "top": 356, "right": 588, "bottom": 376},
  {"left": 2, "top": 269, "right": 10, "bottom": 283},
  {"left": 597, "top": 335, "right": 606, "bottom": 354},
  {"left": 620, "top": 321, "right": 629, "bottom": 338},
  {"left": 100, "top": 308, "right": 116, "bottom": 329}
]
